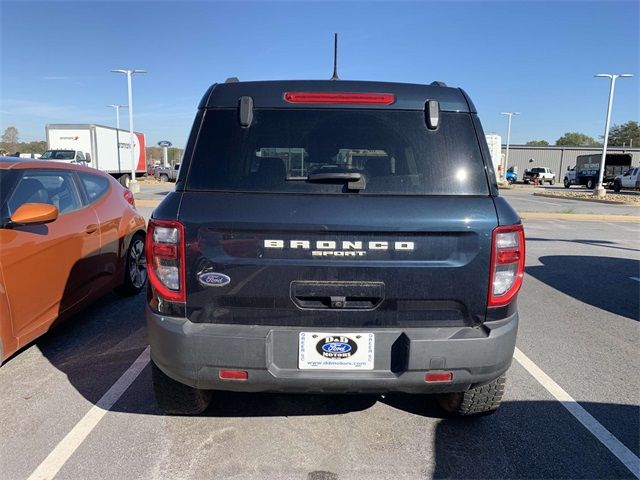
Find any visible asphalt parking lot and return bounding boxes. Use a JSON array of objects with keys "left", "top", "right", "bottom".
[
  {"left": 1, "top": 187, "right": 639, "bottom": 480},
  {"left": 502, "top": 186, "right": 639, "bottom": 215}
]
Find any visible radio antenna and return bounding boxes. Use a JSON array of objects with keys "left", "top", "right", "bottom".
[{"left": 330, "top": 33, "right": 339, "bottom": 80}]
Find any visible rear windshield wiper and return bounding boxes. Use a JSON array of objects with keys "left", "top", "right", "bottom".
[{"left": 306, "top": 172, "right": 367, "bottom": 191}]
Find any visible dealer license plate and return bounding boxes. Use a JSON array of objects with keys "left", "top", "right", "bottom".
[{"left": 298, "top": 332, "right": 375, "bottom": 370}]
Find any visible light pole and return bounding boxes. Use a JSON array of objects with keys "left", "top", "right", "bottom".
[
  {"left": 107, "top": 104, "right": 127, "bottom": 130},
  {"left": 593, "top": 73, "right": 633, "bottom": 198},
  {"left": 107, "top": 104, "right": 127, "bottom": 173},
  {"left": 501, "top": 112, "right": 520, "bottom": 182},
  {"left": 111, "top": 69, "right": 146, "bottom": 192}
]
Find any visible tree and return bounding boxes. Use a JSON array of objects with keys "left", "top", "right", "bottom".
[
  {"left": 607, "top": 121, "right": 640, "bottom": 147},
  {"left": 1, "top": 126, "right": 19, "bottom": 152},
  {"left": 526, "top": 140, "right": 549, "bottom": 146},
  {"left": 555, "top": 132, "right": 600, "bottom": 147}
]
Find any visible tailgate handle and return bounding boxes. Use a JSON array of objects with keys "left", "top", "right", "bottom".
[{"left": 291, "top": 281, "right": 384, "bottom": 310}]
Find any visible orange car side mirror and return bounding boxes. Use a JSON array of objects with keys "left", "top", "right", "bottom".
[{"left": 10, "top": 203, "right": 59, "bottom": 226}]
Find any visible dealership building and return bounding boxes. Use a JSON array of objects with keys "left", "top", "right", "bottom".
[{"left": 499, "top": 145, "right": 640, "bottom": 177}]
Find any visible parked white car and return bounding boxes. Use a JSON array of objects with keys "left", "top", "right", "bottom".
[{"left": 613, "top": 167, "right": 640, "bottom": 192}]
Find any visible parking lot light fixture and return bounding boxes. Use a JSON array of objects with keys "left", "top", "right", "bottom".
[
  {"left": 107, "top": 104, "right": 128, "bottom": 173},
  {"left": 501, "top": 112, "right": 520, "bottom": 182},
  {"left": 107, "top": 104, "right": 127, "bottom": 130},
  {"left": 593, "top": 73, "right": 633, "bottom": 198},
  {"left": 111, "top": 69, "right": 146, "bottom": 193}
]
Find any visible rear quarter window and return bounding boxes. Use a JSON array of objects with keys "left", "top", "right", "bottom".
[
  {"left": 78, "top": 172, "right": 110, "bottom": 204},
  {"left": 185, "top": 109, "right": 490, "bottom": 196}
]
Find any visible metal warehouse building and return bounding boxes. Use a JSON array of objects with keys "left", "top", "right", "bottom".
[{"left": 501, "top": 145, "right": 640, "bottom": 177}]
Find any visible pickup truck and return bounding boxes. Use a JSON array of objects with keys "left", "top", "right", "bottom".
[
  {"left": 523, "top": 167, "right": 555, "bottom": 185},
  {"left": 565, "top": 154, "right": 632, "bottom": 189},
  {"left": 613, "top": 167, "right": 640, "bottom": 192},
  {"left": 155, "top": 163, "right": 180, "bottom": 182}
]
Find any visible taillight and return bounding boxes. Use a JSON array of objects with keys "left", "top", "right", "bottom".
[
  {"left": 283, "top": 92, "right": 395, "bottom": 105},
  {"left": 488, "top": 224, "right": 525, "bottom": 307},
  {"left": 124, "top": 189, "right": 135, "bottom": 208},
  {"left": 146, "top": 219, "right": 186, "bottom": 302}
]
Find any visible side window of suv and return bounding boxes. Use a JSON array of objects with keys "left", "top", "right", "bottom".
[
  {"left": 7, "top": 170, "right": 82, "bottom": 215},
  {"left": 78, "top": 172, "right": 110, "bottom": 204}
]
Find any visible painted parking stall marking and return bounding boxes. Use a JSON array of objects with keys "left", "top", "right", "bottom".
[
  {"left": 27, "top": 347, "right": 151, "bottom": 480},
  {"left": 514, "top": 347, "right": 640, "bottom": 479}
]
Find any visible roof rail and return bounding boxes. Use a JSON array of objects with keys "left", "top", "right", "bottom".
[
  {"left": 225, "top": 77, "right": 240, "bottom": 83},
  {"left": 430, "top": 81, "right": 447, "bottom": 87}
]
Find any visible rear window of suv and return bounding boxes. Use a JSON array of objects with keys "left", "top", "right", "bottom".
[{"left": 185, "top": 109, "right": 490, "bottom": 195}]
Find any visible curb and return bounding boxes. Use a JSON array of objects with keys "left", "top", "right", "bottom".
[
  {"left": 532, "top": 192, "right": 631, "bottom": 205},
  {"left": 134, "top": 197, "right": 639, "bottom": 223},
  {"left": 135, "top": 199, "right": 162, "bottom": 207},
  {"left": 519, "top": 212, "right": 640, "bottom": 223}
]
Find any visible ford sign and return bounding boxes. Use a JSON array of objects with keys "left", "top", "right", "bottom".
[
  {"left": 197, "top": 272, "right": 231, "bottom": 287},
  {"left": 157, "top": 140, "right": 172, "bottom": 147}
]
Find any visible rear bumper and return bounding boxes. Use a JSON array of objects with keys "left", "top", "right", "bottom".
[{"left": 147, "top": 308, "right": 518, "bottom": 394}]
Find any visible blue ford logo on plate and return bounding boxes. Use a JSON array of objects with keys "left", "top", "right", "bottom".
[
  {"left": 322, "top": 342, "right": 352, "bottom": 354},
  {"left": 197, "top": 272, "right": 230, "bottom": 287}
]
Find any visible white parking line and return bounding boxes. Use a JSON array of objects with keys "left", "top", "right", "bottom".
[
  {"left": 514, "top": 347, "right": 640, "bottom": 479},
  {"left": 27, "top": 347, "right": 151, "bottom": 480}
]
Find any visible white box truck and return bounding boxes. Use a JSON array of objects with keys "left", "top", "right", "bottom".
[
  {"left": 485, "top": 133, "right": 502, "bottom": 181},
  {"left": 43, "top": 124, "right": 146, "bottom": 187}
]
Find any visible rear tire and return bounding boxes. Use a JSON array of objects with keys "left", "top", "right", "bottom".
[
  {"left": 152, "top": 362, "right": 213, "bottom": 415},
  {"left": 115, "top": 233, "right": 147, "bottom": 296},
  {"left": 436, "top": 375, "right": 506, "bottom": 416},
  {"left": 586, "top": 178, "right": 595, "bottom": 189},
  {"left": 119, "top": 174, "right": 131, "bottom": 188},
  {"left": 563, "top": 177, "right": 570, "bottom": 188},
  {"left": 614, "top": 180, "right": 621, "bottom": 192}
]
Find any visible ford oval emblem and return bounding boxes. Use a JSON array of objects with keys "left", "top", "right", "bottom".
[
  {"left": 322, "top": 342, "right": 352, "bottom": 354},
  {"left": 197, "top": 272, "right": 230, "bottom": 287}
]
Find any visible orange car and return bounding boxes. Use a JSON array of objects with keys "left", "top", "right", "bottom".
[{"left": 0, "top": 157, "right": 147, "bottom": 364}]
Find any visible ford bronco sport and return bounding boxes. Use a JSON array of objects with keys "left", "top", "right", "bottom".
[{"left": 146, "top": 79, "right": 525, "bottom": 416}]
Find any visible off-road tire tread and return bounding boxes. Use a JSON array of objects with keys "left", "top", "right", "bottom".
[
  {"left": 152, "top": 362, "right": 212, "bottom": 415},
  {"left": 438, "top": 375, "right": 506, "bottom": 416}
]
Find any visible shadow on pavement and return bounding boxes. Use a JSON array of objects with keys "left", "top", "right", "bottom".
[
  {"left": 428, "top": 400, "right": 638, "bottom": 479},
  {"left": 31, "top": 287, "right": 638, "bottom": 478},
  {"left": 527, "top": 236, "right": 640, "bottom": 253},
  {"left": 526, "top": 255, "right": 640, "bottom": 321}
]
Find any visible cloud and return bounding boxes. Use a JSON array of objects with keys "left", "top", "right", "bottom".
[{"left": 41, "top": 76, "right": 72, "bottom": 81}]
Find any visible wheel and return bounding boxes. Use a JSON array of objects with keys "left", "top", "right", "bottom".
[
  {"left": 115, "top": 233, "right": 147, "bottom": 296},
  {"left": 119, "top": 174, "right": 130, "bottom": 188},
  {"left": 436, "top": 375, "right": 506, "bottom": 417},
  {"left": 586, "top": 178, "right": 595, "bottom": 189},
  {"left": 614, "top": 180, "right": 621, "bottom": 193},
  {"left": 550, "top": 177, "right": 555, "bottom": 185},
  {"left": 152, "top": 361, "right": 213, "bottom": 415},
  {"left": 507, "top": 178, "right": 514, "bottom": 185},
  {"left": 159, "top": 174, "right": 169, "bottom": 183},
  {"left": 563, "top": 177, "right": 570, "bottom": 188}
]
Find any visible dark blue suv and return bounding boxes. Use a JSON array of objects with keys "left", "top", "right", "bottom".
[{"left": 146, "top": 79, "right": 525, "bottom": 416}]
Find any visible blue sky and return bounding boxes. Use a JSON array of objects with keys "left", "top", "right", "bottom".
[{"left": 1, "top": 0, "right": 638, "bottom": 148}]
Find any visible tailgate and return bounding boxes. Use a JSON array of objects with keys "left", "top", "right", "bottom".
[{"left": 180, "top": 192, "right": 498, "bottom": 328}]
